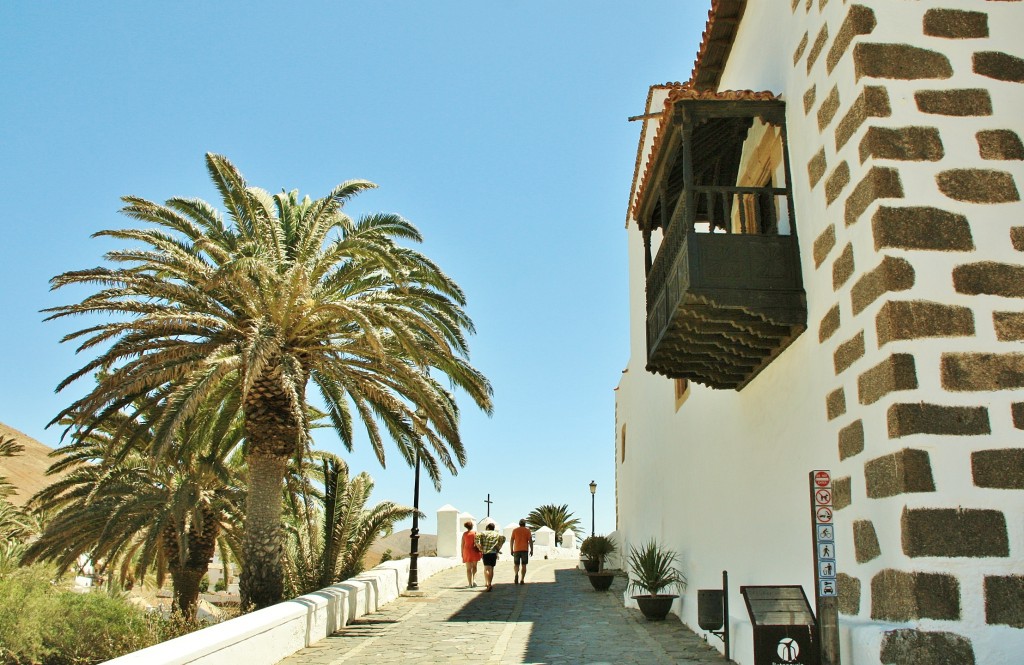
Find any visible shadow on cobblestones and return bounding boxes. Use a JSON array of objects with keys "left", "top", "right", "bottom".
[{"left": 279, "top": 558, "right": 726, "bottom": 664}]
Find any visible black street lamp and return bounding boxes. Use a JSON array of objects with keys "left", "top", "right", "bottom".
[
  {"left": 407, "top": 447, "right": 422, "bottom": 592},
  {"left": 589, "top": 480, "right": 597, "bottom": 538}
]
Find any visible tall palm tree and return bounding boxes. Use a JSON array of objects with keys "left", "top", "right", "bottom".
[
  {"left": 283, "top": 452, "right": 417, "bottom": 596},
  {"left": 24, "top": 407, "right": 244, "bottom": 617},
  {"left": 46, "top": 154, "right": 492, "bottom": 609},
  {"left": 526, "top": 504, "right": 582, "bottom": 546}
]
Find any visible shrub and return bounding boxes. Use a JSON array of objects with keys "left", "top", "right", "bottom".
[
  {"left": 580, "top": 535, "right": 617, "bottom": 572},
  {"left": 0, "top": 564, "right": 203, "bottom": 665}
]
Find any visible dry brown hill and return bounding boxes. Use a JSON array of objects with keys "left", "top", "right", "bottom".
[
  {"left": 0, "top": 422, "right": 63, "bottom": 506},
  {"left": 363, "top": 529, "right": 438, "bottom": 569}
]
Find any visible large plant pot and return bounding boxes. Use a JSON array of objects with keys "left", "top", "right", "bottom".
[
  {"left": 582, "top": 558, "right": 600, "bottom": 573},
  {"left": 632, "top": 594, "right": 678, "bottom": 621},
  {"left": 587, "top": 572, "right": 615, "bottom": 591}
]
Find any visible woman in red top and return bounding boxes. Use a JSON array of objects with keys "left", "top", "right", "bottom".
[{"left": 461, "top": 520, "right": 482, "bottom": 588}]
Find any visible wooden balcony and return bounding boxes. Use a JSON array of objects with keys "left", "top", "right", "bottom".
[
  {"left": 644, "top": 186, "right": 806, "bottom": 390},
  {"left": 635, "top": 93, "right": 806, "bottom": 389}
]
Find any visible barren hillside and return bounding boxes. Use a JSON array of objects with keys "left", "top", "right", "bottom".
[{"left": 0, "top": 422, "right": 63, "bottom": 506}]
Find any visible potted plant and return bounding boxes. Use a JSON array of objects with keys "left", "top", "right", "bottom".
[
  {"left": 580, "top": 535, "right": 617, "bottom": 591},
  {"left": 627, "top": 539, "right": 686, "bottom": 620}
]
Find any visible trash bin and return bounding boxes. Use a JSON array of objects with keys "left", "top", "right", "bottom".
[
  {"left": 740, "top": 585, "right": 819, "bottom": 665},
  {"left": 698, "top": 589, "right": 724, "bottom": 631}
]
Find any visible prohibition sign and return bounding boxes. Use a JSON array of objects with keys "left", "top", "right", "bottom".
[
  {"left": 815, "top": 489, "right": 833, "bottom": 505},
  {"left": 816, "top": 506, "right": 834, "bottom": 523},
  {"left": 814, "top": 470, "right": 831, "bottom": 488}
]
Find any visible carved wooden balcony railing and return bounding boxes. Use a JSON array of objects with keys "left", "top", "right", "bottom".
[{"left": 645, "top": 188, "right": 805, "bottom": 389}]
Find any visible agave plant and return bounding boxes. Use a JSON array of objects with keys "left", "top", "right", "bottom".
[{"left": 626, "top": 539, "right": 686, "bottom": 597}]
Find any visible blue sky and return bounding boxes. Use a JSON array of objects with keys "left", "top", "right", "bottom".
[{"left": 0, "top": 2, "right": 709, "bottom": 538}]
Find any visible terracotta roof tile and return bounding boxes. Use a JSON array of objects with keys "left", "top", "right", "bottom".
[
  {"left": 625, "top": 83, "right": 688, "bottom": 227},
  {"left": 630, "top": 88, "right": 778, "bottom": 222},
  {"left": 689, "top": 0, "right": 748, "bottom": 90}
]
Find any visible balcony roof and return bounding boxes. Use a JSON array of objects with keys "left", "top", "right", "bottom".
[{"left": 631, "top": 90, "right": 780, "bottom": 226}]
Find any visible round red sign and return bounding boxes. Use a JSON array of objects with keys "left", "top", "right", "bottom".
[{"left": 814, "top": 470, "right": 831, "bottom": 487}]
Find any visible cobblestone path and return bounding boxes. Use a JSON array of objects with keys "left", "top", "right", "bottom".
[{"left": 278, "top": 558, "right": 726, "bottom": 665}]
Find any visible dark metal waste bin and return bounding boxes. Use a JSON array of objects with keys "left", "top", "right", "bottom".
[
  {"left": 698, "top": 589, "right": 724, "bottom": 631},
  {"left": 740, "top": 585, "right": 819, "bottom": 665}
]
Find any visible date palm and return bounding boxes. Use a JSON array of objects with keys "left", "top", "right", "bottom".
[
  {"left": 283, "top": 452, "right": 417, "bottom": 596},
  {"left": 0, "top": 437, "right": 36, "bottom": 573},
  {"left": 526, "top": 504, "right": 582, "bottom": 546},
  {"left": 46, "top": 154, "right": 492, "bottom": 609},
  {"left": 0, "top": 435, "right": 24, "bottom": 500},
  {"left": 24, "top": 406, "right": 244, "bottom": 618}
]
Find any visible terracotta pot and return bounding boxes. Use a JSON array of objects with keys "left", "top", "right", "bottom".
[
  {"left": 586, "top": 572, "right": 615, "bottom": 591},
  {"left": 632, "top": 594, "right": 677, "bottom": 621}
]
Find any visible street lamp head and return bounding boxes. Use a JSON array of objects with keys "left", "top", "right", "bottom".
[{"left": 589, "top": 480, "right": 597, "bottom": 495}]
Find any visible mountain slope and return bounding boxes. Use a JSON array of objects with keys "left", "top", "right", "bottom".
[{"left": 0, "top": 422, "right": 62, "bottom": 506}]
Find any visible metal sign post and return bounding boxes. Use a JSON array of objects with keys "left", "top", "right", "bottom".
[{"left": 810, "top": 470, "right": 840, "bottom": 665}]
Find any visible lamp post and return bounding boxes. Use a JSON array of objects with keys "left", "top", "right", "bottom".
[
  {"left": 407, "top": 447, "right": 421, "bottom": 592},
  {"left": 589, "top": 480, "right": 597, "bottom": 538}
]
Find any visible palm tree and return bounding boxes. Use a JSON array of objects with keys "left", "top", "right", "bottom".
[
  {"left": 0, "top": 435, "right": 25, "bottom": 500},
  {"left": 46, "top": 154, "right": 492, "bottom": 609},
  {"left": 283, "top": 452, "right": 417, "bottom": 596},
  {"left": 24, "top": 407, "right": 244, "bottom": 618},
  {"left": 0, "top": 436, "right": 36, "bottom": 574},
  {"left": 526, "top": 504, "right": 582, "bottom": 546}
]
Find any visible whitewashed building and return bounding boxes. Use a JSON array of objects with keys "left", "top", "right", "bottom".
[{"left": 615, "top": 2, "right": 1023, "bottom": 664}]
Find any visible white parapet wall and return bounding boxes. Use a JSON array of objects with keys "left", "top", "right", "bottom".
[{"left": 101, "top": 556, "right": 460, "bottom": 665}]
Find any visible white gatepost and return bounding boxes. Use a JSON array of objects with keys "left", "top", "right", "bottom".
[
  {"left": 534, "top": 526, "right": 556, "bottom": 549},
  {"left": 502, "top": 523, "right": 516, "bottom": 555},
  {"left": 436, "top": 504, "right": 460, "bottom": 558},
  {"left": 562, "top": 529, "right": 577, "bottom": 550}
]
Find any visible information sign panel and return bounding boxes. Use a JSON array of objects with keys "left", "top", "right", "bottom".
[{"left": 810, "top": 469, "right": 840, "bottom": 665}]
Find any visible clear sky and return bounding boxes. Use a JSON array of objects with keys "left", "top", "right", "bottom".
[{"left": 0, "top": 2, "right": 710, "bottom": 539}]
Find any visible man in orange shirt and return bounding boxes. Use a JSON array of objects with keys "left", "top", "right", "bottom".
[{"left": 510, "top": 519, "right": 534, "bottom": 584}]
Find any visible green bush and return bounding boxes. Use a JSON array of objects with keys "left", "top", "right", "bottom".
[
  {"left": 0, "top": 565, "right": 202, "bottom": 665},
  {"left": 214, "top": 578, "right": 227, "bottom": 592}
]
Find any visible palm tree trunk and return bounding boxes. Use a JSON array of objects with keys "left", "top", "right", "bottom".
[
  {"left": 172, "top": 569, "right": 206, "bottom": 618},
  {"left": 239, "top": 368, "right": 305, "bottom": 610},
  {"left": 240, "top": 451, "right": 289, "bottom": 610},
  {"left": 167, "top": 508, "right": 221, "bottom": 618}
]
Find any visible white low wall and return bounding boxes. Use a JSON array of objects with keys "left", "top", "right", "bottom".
[{"left": 103, "top": 556, "right": 461, "bottom": 665}]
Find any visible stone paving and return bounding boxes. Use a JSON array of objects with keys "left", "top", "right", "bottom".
[{"left": 279, "top": 558, "right": 727, "bottom": 665}]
